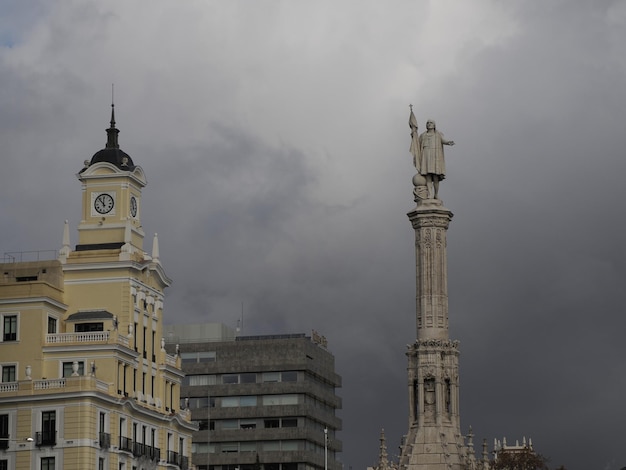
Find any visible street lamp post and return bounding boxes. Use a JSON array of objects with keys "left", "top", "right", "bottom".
[{"left": 324, "top": 428, "right": 328, "bottom": 470}]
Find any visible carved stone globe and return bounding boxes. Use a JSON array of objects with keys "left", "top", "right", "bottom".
[{"left": 412, "top": 173, "right": 427, "bottom": 187}]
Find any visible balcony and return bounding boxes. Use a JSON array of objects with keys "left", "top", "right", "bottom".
[
  {"left": 132, "top": 442, "right": 161, "bottom": 461},
  {"left": 119, "top": 436, "right": 133, "bottom": 453},
  {"left": 167, "top": 450, "right": 179, "bottom": 465},
  {"left": 147, "top": 445, "right": 161, "bottom": 462},
  {"left": 35, "top": 431, "right": 56, "bottom": 447},
  {"left": 168, "top": 450, "right": 189, "bottom": 469},
  {"left": 45, "top": 331, "right": 130, "bottom": 348},
  {"left": 99, "top": 432, "right": 110, "bottom": 449}
]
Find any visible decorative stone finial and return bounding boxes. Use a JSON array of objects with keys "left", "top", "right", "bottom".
[
  {"left": 152, "top": 233, "right": 160, "bottom": 261},
  {"left": 58, "top": 220, "right": 71, "bottom": 263}
]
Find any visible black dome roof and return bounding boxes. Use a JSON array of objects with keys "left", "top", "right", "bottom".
[{"left": 90, "top": 147, "right": 135, "bottom": 170}]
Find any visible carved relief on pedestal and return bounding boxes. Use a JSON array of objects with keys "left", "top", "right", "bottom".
[{"left": 424, "top": 378, "right": 436, "bottom": 418}]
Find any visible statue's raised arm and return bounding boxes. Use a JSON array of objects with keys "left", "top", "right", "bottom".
[{"left": 408, "top": 109, "right": 455, "bottom": 201}]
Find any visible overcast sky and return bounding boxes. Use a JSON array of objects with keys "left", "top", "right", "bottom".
[{"left": 1, "top": 1, "right": 626, "bottom": 469}]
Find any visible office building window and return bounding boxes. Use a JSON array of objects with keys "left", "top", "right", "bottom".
[
  {"left": 180, "top": 351, "right": 216, "bottom": 363},
  {"left": 2, "top": 316, "right": 17, "bottom": 341},
  {"left": 261, "top": 372, "right": 280, "bottom": 383},
  {"left": 281, "top": 371, "right": 298, "bottom": 382},
  {"left": 185, "top": 374, "right": 216, "bottom": 386}
]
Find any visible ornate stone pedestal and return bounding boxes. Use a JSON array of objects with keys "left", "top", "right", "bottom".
[{"left": 398, "top": 200, "right": 474, "bottom": 470}]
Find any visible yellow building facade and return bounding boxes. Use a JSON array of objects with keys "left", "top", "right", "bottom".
[{"left": 0, "top": 107, "right": 195, "bottom": 470}]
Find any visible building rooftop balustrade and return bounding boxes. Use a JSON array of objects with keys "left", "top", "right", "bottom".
[
  {"left": 0, "top": 376, "right": 112, "bottom": 396},
  {"left": 165, "top": 353, "right": 177, "bottom": 367},
  {"left": 45, "top": 331, "right": 130, "bottom": 348}
]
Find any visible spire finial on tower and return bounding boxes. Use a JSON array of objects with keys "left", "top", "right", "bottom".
[{"left": 106, "top": 85, "right": 120, "bottom": 149}]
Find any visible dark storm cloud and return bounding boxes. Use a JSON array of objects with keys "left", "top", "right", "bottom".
[{"left": 1, "top": 1, "right": 625, "bottom": 469}]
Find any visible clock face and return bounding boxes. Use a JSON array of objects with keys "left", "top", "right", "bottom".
[
  {"left": 94, "top": 193, "right": 115, "bottom": 214},
  {"left": 130, "top": 196, "right": 138, "bottom": 217}
]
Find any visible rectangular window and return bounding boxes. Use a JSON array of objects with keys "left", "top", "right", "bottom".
[
  {"left": 281, "top": 441, "right": 298, "bottom": 451},
  {"left": 2, "top": 316, "right": 17, "bottom": 341},
  {"left": 0, "top": 459, "right": 7, "bottom": 470},
  {"left": 41, "top": 456, "right": 55, "bottom": 470},
  {"left": 240, "top": 442, "right": 257, "bottom": 452},
  {"left": 62, "top": 361, "right": 84, "bottom": 377},
  {"left": 221, "top": 443, "right": 238, "bottom": 453},
  {"left": 222, "top": 374, "right": 238, "bottom": 384},
  {"left": 99, "top": 458, "right": 105, "bottom": 470},
  {"left": 1, "top": 366, "right": 15, "bottom": 383},
  {"left": 143, "top": 327, "right": 147, "bottom": 359},
  {"left": 75, "top": 322, "right": 103, "bottom": 332},
  {"left": 187, "top": 375, "right": 216, "bottom": 386},
  {"left": 0, "top": 414, "right": 8, "bottom": 438},
  {"left": 221, "top": 420, "right": 238, "bottom": 430},
  {"left": 261, "top": 372, "right": 280, "bottom": 383},
  {"left": 0, "top": 415, "right": 9, "bottom": 450},
  {"left": 180, "top": 352, "right": 197, "bottom": 364},
  {"left": 240, "top": 420, "right": 256, "bottom": 430},
  {"left": 262, "top": 441, "right": 279, "bottom": 451},
  {"left": 41, "top": 411, "right": 56, "bottom": 445},
  {"left": 240, "top": 373, "right": 256, "bottom": 383},
  {"left": 282, "top": 418, "right": 298, "bottom": 428},
  {"left": 47, "top": 317, "right": 57, "bottom": 334},
  {"left": 198, "top": 351, "right": 216, "bottom": 362},
  {"left": 262, "top": 394, "right": 298, "bottom": 406},
  {"left": 239, "top": 396, "right": 257, "bottom": 407},
  {"left": 264, "top": 419, "right": 279, "bottom": 428},
  {"left": 221, "top": 397, "right": 238, "bottom": 408},
  {"left": 281, "top": 371, "right": 298, "bottom": 382}
]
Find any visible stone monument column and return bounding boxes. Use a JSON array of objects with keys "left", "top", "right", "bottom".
[
  {"left": 409, "top": 203, "right": 452, "bottom": 341},
  {"left": 398, "top": 111, "right": 473, "bottom": 470}
]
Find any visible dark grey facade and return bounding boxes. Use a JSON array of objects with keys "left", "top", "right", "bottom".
[{"left": 165, "top": 329, "right": 342, "bottom": 470}]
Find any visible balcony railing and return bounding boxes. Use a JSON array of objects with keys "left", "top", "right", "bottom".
[
  {"left": 45, "top": 332, "right": 130, "bottom": 348},
  {"left": 167, "top": 450, "right": 179, "bottom": 465},
  {"left": 0, "top": 382, "right": 18, "bottom": 392},
  {"left": 147, "top": 445, "right": 161, "bottom": 462},
  {"left": 132, "top": 442, "right": 161, "bottom": 461},
  {"left": 119, "top": 436, "right": 133, "bottom": 453},
  {"left": 35, "top": 431, "right": 56, "bottom": 447},
  {"left": 34, "top": 379, "right": 65, "bottom": 390},
  {"left": 165, "top": 451, "right": 188, "bottom": 469},
  {"left": 99, "top": 432, "right": 110, "bottom": 449},
  {"left": 46, "top": 331, "right": 109, "bottom": 343}
]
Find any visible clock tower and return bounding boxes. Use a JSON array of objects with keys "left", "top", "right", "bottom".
[{"left": 76, "top": 104, "right": 146, "bottom": 256}]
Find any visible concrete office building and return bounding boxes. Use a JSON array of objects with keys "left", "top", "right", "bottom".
[{"left": 164, "top": 323, "right": 342, "bottom": 470}]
